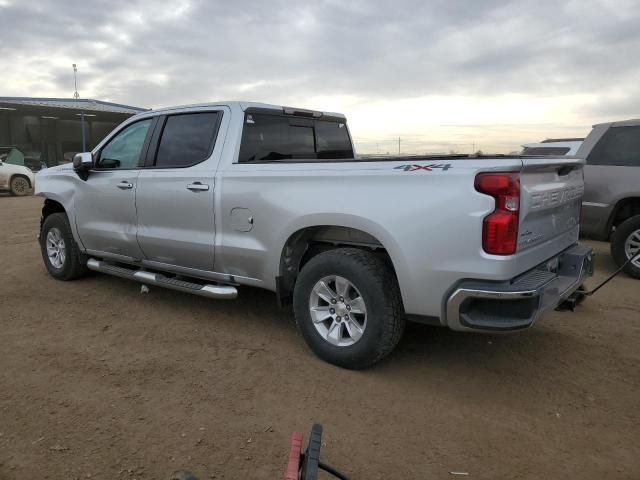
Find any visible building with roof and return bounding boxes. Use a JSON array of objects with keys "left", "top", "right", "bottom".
[{"left": 0, "top": 97, "right": 148, "bottom": 167}]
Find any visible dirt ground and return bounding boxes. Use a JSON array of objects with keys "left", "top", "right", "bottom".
[{"left": 0, "top": 195, "right": 638, "bottom": 480}]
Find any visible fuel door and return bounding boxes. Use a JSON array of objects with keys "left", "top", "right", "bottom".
[{"left": 230, "top": 208, "right": 254, "bottom": 232}]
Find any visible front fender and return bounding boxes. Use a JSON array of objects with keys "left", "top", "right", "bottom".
[{"left": 36, "top": 167, "right": 84, "bottom": 249}]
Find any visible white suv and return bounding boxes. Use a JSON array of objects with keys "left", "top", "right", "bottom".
[{"left": 0, "top": 148, "right": 35, "bottom": 196}]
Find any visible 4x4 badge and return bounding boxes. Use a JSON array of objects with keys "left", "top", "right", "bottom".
[{"left": 394, "top": 163, "right": 452, "bottom": 172}]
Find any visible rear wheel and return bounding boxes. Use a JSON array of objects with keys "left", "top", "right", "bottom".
[
  {"left": 40, "top": 213, "right": 88, "bottom": 280},
  {"left": 293, "top": 248, "right": 405, "bottom": 369},
  {"left": 10, "top": 176, "right": 30, "bottom": 196},
  {"left": 611, "top": 215, "right": 640, "bottom": 279}
]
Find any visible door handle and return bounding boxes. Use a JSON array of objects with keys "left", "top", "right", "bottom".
[
  {"left": 117, "top": 181, "right": 134, "bottom": 190},
  {"left": 187, "top": 182, "right": 210, "bottom": 191}
]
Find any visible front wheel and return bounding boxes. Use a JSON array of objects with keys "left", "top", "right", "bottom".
[
  {"left": 293, "top": 248, "right": 405, "bottom": 369},
  {"left": 40, "top": 213, "right": 88, "bottom": 280},
  {"left": 611, "top": 215, "right": 640, "bottom": 279}
]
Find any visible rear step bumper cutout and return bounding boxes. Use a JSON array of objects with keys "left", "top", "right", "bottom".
[
  {"left": 87, "top": 258, "right": 238, "bottom": 300},
  {"left": 445, "top": 244, "right": 593, "bottom": 332}
]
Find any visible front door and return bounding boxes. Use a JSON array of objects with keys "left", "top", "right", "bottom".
[
  {"left": 74, "top": 118, "right": 153, "bottom": 260},
  {"left": 136, "top": 111, "right": 222, "bottom": 271}
]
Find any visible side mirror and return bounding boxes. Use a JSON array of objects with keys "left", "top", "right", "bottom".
[{"left": 73, "top": 152, "right": 93, "bottom": 172}]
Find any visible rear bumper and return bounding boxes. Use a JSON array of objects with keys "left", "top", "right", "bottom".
[{"left": 445, "top": 244, "right": 593, "bottom": 332}]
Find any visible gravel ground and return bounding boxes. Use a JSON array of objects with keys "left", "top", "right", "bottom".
[{"left": 0, "top": 195, "right": 638, "bottom": 480}]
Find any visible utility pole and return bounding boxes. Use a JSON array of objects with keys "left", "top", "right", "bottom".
[
  {"left": 72, "top": 64, "right": 80, "bottom": 99},
  {"left": 398, "top": 137, "right": 401, "bottom": 155},
  {"left": 73, "top": 63, "right": 86, "bottom": 152}
]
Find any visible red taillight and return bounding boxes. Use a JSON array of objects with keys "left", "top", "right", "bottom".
[{"left": 475, "top": 172, "right": 520, "bottom": 255}]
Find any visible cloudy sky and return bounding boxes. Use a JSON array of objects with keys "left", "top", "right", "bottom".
[{"left": 1, "top": 0, "right": 639, "bottom": 153}]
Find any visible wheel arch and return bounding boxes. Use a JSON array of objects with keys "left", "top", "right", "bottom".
[
  {"left": 40, "top": 198, "right": 66, "bottom": 236},
  {"left": 10, "top": 173, "right": 32, "bottom": 188},
  {"left": 42, "top": 197, "right": 66, "bottom": 216},
  {"left": 608, "top": 197, "right": 640, "bottom": 236},
  {"left": 39, "top": 196, "right": 85, "bottom": 250},
  {"left": 276, "top": 219, "right": 407, "bottom": 307}
]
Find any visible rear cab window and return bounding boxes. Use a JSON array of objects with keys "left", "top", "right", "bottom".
[{"left": 238, "top": 111, "right": 353, "bottom": 163}]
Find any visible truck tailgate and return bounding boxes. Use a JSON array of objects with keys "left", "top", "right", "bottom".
[{"left": 518, "top": 157, "right": 585, "bottom": 254}]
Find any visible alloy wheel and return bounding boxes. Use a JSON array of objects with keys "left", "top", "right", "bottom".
[
  {"left": 624, "top": 228, "right": 640, "bottom": 268},
  {"left": 46, "top": 228, "right": 66, "bottom": 269},
  {"left": 309, "top": 275, "right": 367, "bottom": 347}
]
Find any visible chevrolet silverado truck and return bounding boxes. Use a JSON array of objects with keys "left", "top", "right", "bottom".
[
  {"left": 578, "top": 119, "right": 640, "bottom": 278},
  {"left": 35, "top": 102, "right": 593, "bottom": 368}
]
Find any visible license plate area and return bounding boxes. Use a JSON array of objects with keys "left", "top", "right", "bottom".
[{"left": 558, "top": 246, "right": 593, "bottom": 278}]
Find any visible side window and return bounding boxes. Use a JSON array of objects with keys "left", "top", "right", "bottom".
[
  {"left": 587, "top": 126, "right": 640, "bottom": 166},
  {"left": 98, "top": 119, "right": 152, "bottom": 169},
  {"left": 238, "top": 113, "right": 354, "bottom": 162},
  {"left": 155, "top": 112, "right": 220, "bottom": 168},
  {"left": 316, "top": 121, "right": 353, "bottom": 159}
]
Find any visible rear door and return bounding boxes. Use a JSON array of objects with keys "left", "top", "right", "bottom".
[
  {"left": 135, "top": 110, "right": 224, "bottom": 271},
  {"left": 518, "top": 157, "right": 585, "bottom": 254}
]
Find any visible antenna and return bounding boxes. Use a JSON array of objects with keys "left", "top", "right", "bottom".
[{"left": 72, "top": 64, "right": 79, "bottom": 99}]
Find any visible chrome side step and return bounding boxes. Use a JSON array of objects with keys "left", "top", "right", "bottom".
[{"left": 87, "top": 258, "right": 238, "bottom": 300}]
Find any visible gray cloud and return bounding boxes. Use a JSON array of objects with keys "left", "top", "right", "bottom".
[{"left": 1, "top": 0, "right": 638, "bottom": 121}]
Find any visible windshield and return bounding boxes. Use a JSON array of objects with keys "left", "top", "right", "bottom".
[{"left": 0, "top": 147, "right": 26, "bottom": 166}]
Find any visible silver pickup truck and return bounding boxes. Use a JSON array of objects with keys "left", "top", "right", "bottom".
[{"left": 36, "top": 101, "right": 593, "bottom": 368}]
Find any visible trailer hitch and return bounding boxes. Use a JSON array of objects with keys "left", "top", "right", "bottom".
[{"left": 557, "top": 251, "right": 640, "bottom": 311}]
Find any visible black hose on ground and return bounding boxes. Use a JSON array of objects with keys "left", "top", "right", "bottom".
[{"left": 578, "top": 252, "right": 640, "bottom": 297}]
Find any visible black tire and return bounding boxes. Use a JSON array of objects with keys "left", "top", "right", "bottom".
[
  {"left": 611, "top": 215, "right": 640, "bottom": 279},
  {"left": 40, "top": 212, "right": 89, "bottom": 280},
  {"left": 293, "top": 248, "right": 405, "bottom": 369},
  {"left": 10, "top": 175, "right": 31, "bottom": 196}
]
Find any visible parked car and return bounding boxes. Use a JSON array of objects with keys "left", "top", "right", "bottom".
[
  {"left": 521, "top": 138, "right": 583, "bottom": 156},
  {"left": 578, "top": 119, "right": 640, "bottom": 278},
  {"left": 0, "top": 146, "right": 47, "bottom": 172},
  {"left": 35, "top": 101, "right": 592, "bottom": 368},
  {"left": 0, "top": 150, "right": 35, "bottom": 196}
]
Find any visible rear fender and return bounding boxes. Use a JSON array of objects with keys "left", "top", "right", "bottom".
[{"left": 274, "top": 212, "right": 411, "bottom": 306}]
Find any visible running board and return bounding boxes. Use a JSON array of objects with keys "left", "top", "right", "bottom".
[{"left": 86, "top": 258, "right": 238, "bottom": 300}]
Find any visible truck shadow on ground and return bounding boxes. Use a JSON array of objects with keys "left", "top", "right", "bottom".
[{"left": 82, "top": 270, "right": 597, "bottom": 382}]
